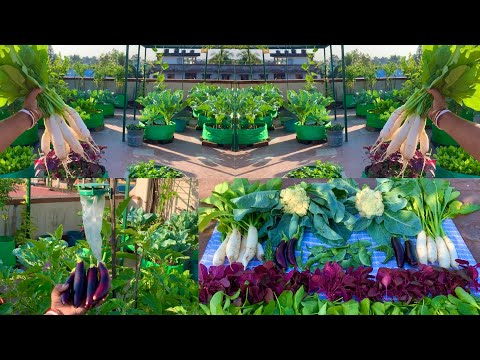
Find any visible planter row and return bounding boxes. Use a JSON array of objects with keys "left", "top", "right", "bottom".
[{"left": 202, "top": 124, "right": 269, "bottom": 145}]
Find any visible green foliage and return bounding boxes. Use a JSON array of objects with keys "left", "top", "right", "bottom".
[
  {"left": 285, "top": 89, "right": 333, "bottom": 125},
  {"left": 15, "top": 204, "right": 36, "bottom": 246},
  {"left": 285, "top": 160, "right": 343, "bottom": 179},
  {"left": 70, "top": 97, "right": 101, "bottom": 120},
  {"left": 0, "top": 179, "right": 21, "bottom": 212},
  {"left": 136, "top": 89, "right": 185, "bottom": 125},
  {"left": 305, "top": 241, "right": 373, "bottom": 272},
  {"left": 434, "top": 146, "right": 480, "bottom": 175},
  {"left": 0, "top": 146, "right": 36, "bottom": 174},
  {"left": 89, "top": 89, "right": 115, "bottom": 105},
  {"left": 128, "top": 160, "right": 184, "bottom": 178}
]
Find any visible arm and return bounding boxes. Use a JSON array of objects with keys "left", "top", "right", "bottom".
[
  {"left": 0, "top": 89, "right": 43, "bottom": 154},
  {"left": 428, "top": 89, "right": 480, "bottom": 161}
]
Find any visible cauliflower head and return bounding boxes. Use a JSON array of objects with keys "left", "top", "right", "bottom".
[
  {"left": 355, "top": 187, "right": 384, "bottom": 219},
  {"left": 280, "top": 184, "right": 310, "bottom": 217}
]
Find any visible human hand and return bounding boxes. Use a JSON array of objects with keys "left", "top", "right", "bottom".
[
  {"left": 49, "top": 283, "right": 108, "bottom": 315},
  {"left": 427, "top": 88, "right": 447, "bottom": 120},
  {"left": 23, "top": 88, "right": 43, "bottom": 122}
]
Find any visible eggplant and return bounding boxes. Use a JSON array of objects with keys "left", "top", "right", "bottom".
[
  {"left": 274, "top": 240, "right": 288, "bottom": 270},
  {"left": 286, "top": 238, "right": 298, "bottom": 268},
  {"left": 391, "top": 236, "right": 405, "bottom": 268},
  {"left": 404, "top": 239, "right": 418, "bottom": 267},
  {"left": 93, "top": 261, "right": 111, "bottom": 302},
  {"left": 73, "top": 260, "right": 86, "bottom": 308},
  {"left": 61, "top": 271, "right": 75, "bottom": 305},
  {"left": 85, "top": 265, "right": 99, "bottom": 310}
]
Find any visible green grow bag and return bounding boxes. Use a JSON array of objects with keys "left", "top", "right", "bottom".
[
  {"left": 344, "top": 94, "right": 355, "bottom": 108},
  {"left": 202, "top": 125, "right": 233, "bottom": 145},
  {"left": 356, "top": 103, "right": 374, "bottom": 117},
  {"left": 95, "top": 103, "right": 115, "bottom": 118},
  {"left": 426, "top": 117, "right": 433, "bottom": 128},
  {"left": 295, "top": 122, "right": 327, "bottom": 141},
  {"left": 114, "top": 94, "right": 126, "bottom": 108},
  {"left": 0, "top": 164, "right": 35, "bottom": 178},
  {"left": 197, "top": 114, "right": 215, "bottom": 128},
  {"left": 173, "top": 118, "right": 188, "bottom": 133},
  {"left": 144, "top": 123, "right": 176, "bottom": 141},
  {"left": 238, "top": 124, "right": 268, "bottom": 145},
  {"left": 366, "top": 111, "right": 384, "bottom": 129},
  {"left": 11, "top": 124, "right": 39, "bottom": 146},
  {"left": 38, "top": 118, "right": 45, "bottom": 128},
  {"left": 84, "top": 113, "right": 104, "bottom": 129},
  {"left": 255, "top": 115, "right": 273, "bottom": 129},
  {"left": 434, "top": 164, "right": 480, "bottom": 178},
  {"left": 0, "top": 236, "right": 15, "bottom": 267},
  {"left": 283, "top": 118, "right": 297, "bottom": 133},
  {"left": 189, "top": 250, "right": 198, "bottom": 280}
]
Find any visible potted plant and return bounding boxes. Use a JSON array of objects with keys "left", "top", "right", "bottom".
[
  {"left": 284, "top": 160, "right": 343, "bottom": 178},
  {"left": 127, "top": 123, "right": 144, "bottom": 147},
  {"left": 366, "top": 97, "right": 401, "bottom": 130},
  {"left": 285, "top": 90, "right": 333, "bottom": 142},
  {"left": 354, "top": 90, "right": 379, "bottom": 117},
  {"left": 128, "top": 160, "right": 184, "bottom": 178},
  {"left": 70, "top": 97, "right": 104, "bottom": 130},
  {"left": 136, "top": 89, "right": 185, "bottom": 142},
  {"left": 200, "top": 90, "right": 234, "bottom": 146},
  {"left": 0, "top": 179, "right": 21, "bottom": 267},
  {"left": 34, "top": 143, "right": 107, "bottom": 178},
  {"left": 434, "top": 146, "right": 480, "bottom": 178},
  {"left": 90, "top": 90, "right": 115, "bottom": 118},
  {"left": 237, "top": 89, "right": 269, "bottom": 145},
  {"left": 363, "top": 143, "right": 435, "bottom": 178},
  {"left": 326, "top": 123, "right": 344, "bottom": 147},
  {"left": 0, "top": 146, "right": 36, "bottom": 178}
]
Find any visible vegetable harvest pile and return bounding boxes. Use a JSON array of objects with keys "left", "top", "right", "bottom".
[
  {"left": 0, "top": 45, "right": 100, "bottom": 174},
  {"left": 200, "top": 177, "right": 480, "bottom": 314},
  {"left": 371, "top": 45, "right": 480, "bottom": 176}
]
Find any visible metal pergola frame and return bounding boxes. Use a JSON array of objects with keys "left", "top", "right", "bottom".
[{"left": 121, "top": 45, "right": 349, "bottom": 146}]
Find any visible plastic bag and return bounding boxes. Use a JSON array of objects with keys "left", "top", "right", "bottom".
[{"left": 79, "top": 193, "right": 105, "bottom": 262}]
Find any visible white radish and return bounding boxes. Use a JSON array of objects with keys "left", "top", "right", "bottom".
[
  {"left": 63, "top": 110, "right": 89, "bottom": 141},
  {"left": 435, "top": 236, "right": 451, "bottom": 269},
  {"left": 379, "top": 106, "right": 405, "bottom": 139},
  {"left": 442, "top": 235, "right": 459, "bottom": 269},
  {"left": 238, "top": 235, "right": 248, "bottom": 268},
  {"left": 241, "top": 224, "right": 258, "bottom": 269},
  {"left": 403, "top": 115, "right": 422, "bottom": 161},
  {"left": 64, "top": 105, "right": 92, "bottom": 141},
  {"left": 56, "top": 114, "right": 85, "bottom": 157},
  {"left": 256, "top": 242, "right": 265, "bottom": 261},
  {"left": 419, "top": 127, "right": 430, "bottom": 156},
  {"left": 426, "top": 235, "right": 437, "bottom": 263},
  {"left": 45, "top": 116, "right": 67, "bottom": 160},
  {"left": 381, "top": 115, "right": 415, "bottom": 161},
  {"left": 212, "top": 233, "right": 230, "bottom": 266},
  {"left": 226, "top": 228, "right": 241, "bottom": 265},
  {"left": 416, "top": 230, "right": 428, "bottom": 264},
  {"left": 41, "top": 128, "right": 51, "bottom": 155}
]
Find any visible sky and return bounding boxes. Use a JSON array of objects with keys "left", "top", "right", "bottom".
[{"left": 52, "top": 45, "right": 419, "bottom": 61}]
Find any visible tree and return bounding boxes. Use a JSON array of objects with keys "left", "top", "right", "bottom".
[
  {"left": 237, "top": 50, "right": 261, "bottom": 65},
  {"left": 209, "top": 50, "right": 234, "bottom": 64},
  {"left": 414, "top": 45, "right": 422, "bottom": 62},
  {"left": 48, "top": 45, "right": 56, "bottom": 61}
]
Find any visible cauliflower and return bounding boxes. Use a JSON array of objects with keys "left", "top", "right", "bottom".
[
  {"left": 280, "top": 184, "right": 310, "bottom": 217},
  {"left": 355, "top": 187, "right": 384, "bottom": 219}
]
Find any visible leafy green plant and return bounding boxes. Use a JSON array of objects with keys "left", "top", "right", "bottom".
[
  {"left": 127, "top": 123, "right": 144, "bottom": 131},
  {"left": 128, "top": 160, "right": 184, "bottom": 178},
  {"left": 70, "top": 97, "right": 101, "bottom": 121},
  {"left": 285, "top": 160, "right": 343, "bottom": 179},
  {"left": 326, "top": 123, "right": 344, "bottom": 131},
  {"left": 301, "top": 48, "right": 320, "bottom": 92},
  {"left": 0, "top": 146, "right": 36, "bottom": 174},
  {"left": 285, "top": 89, "right": 333, "bottom": 125},
  {"left": 354, "top": 89, "right": 382, "bottom": 106},
  {"left": 89, "top": 89, "right": 115, "bottom": 105},
  {"left": 369, "top": 98, "right": 401, "bottom": 116},
  {"left": 434, "top": 146, "right": 480, "bottom": 175},
  {"left": 15, "top": 203, "right": 36, "bottom": 246},
  {"left": 136, "top": 89, "right": 185, "bottom": 126},
  {"left": 0, "top": 179, "right": 21, "bottom": 212}
]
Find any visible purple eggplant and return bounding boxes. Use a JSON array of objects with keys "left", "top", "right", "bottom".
[
  {"left": 73, "top": 260, "right": 86, "bottom": 308},
  {"left": 286, "top": 238, "right": 298, "bottom": 268},
  {"left": 93, "top": 262, "right": 111, "bottom": 302},
  {"left": 391, "top": 237, "right": 405, "bottom": 268},
  {"left": 61, "top": 271, "right": 75, "bottom": 305},
  {"left": 85, "top": 265, "right": 99, "bottom": 310},
  {"left": 404, "top": 239, "right": 418, "bottom": 267},
  {"left": 274, "top": 240, "right": 288, "bottom": 270}
]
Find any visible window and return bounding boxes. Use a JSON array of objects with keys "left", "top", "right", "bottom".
[
  {"left": 176, "top": 58, "right": 183, "bottom": 64},
  {"left": 240, "top": 74, "right": 249, "bottom": 80},
  {"left": 202, "top": 74, "right": 212, "bottom": 80},
  {"left": 221, "top": 74, "right": 230, "bottom": 80},
  {"left": 295, "top": 73, "right": 303, "bottom": 79},
  {"left": 185, "top": 73, "right": 197, "bottom": 79},
  {"left": 184, "top": 57, "right": 196, "bottom": 64},
  {"left": 167, "top": 73, "right": 175, "bottom": 79},
  {"left": 274, "top": 73, "right": 285, "bottom": 80},
  {"left": 275, "top": 58, "right": 286, "bottom": 65}
]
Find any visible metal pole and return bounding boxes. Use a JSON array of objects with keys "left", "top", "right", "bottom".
[
  {"left": 341, "top": 45, "right": 348, "bottom": 142},
  {"left": 109, "top": 178, "right": 117, "bottom": 298},
  {"left": 133, "top": 45, "right": 141, "bottom": 121},
  {"left": 262, "top": 51, "right": 267, "bottom": 83},
  {"left": 181, "top": 47, "right": 185, "bottom": 90},
  {"left": 26, "top": 178, "right": 31, "bottom": 239},
  {"left": 217, "top": 49, "right": 222, "bottom": 80},
  {"left": 120, "top": 176, "right": 130, "bottom": 266},
  {"left": 122, "top": 45, "right": 129, "bottom": 142},
  {"left": 323, "top": 47, "right": 327, "bottom": 95},
  {"left": 204, "top": 49, "right": 208, "bottom": 82},
  {"left": 329, "top": 45, "right": 337, "bottom": 122},
  {"left": 248, "top": 47, "right": 253, "bottom": 80},
  {"left": 142, "top": 46, "right": 147, "bottom": 97},
  {"left": 285, "top": 45, "right": 289, "bottom": 90}
]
